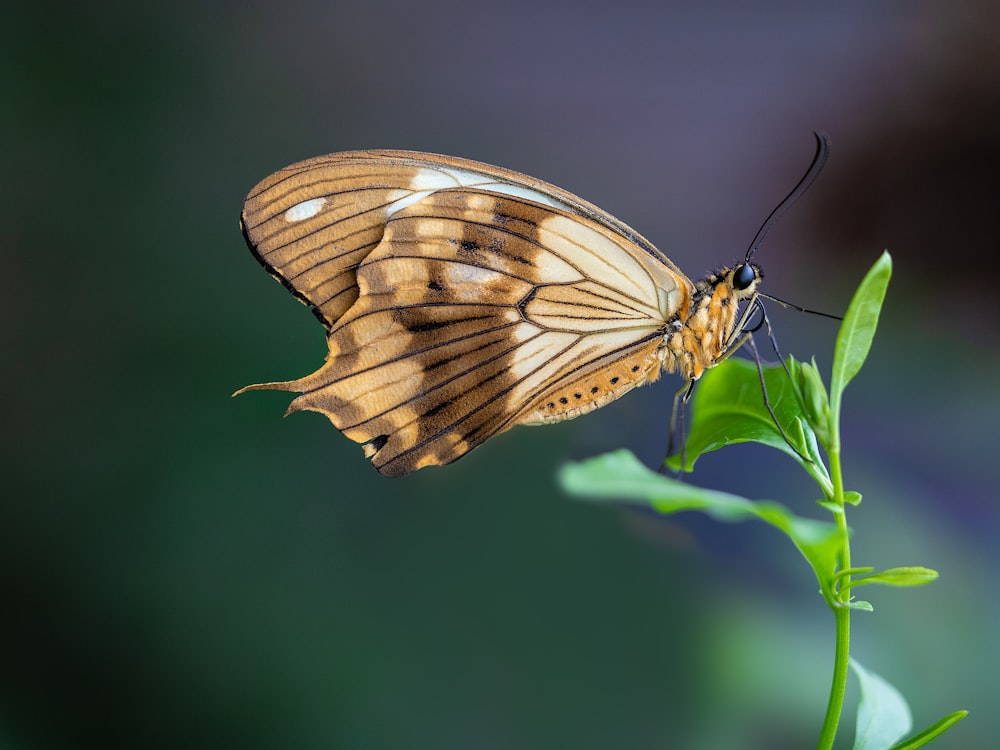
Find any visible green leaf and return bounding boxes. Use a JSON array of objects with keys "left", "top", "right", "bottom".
[
  {"left": 831, "top": 252, "right": 892, "bottom": 405},
  {"left": 817, "top": 498, "right": 843, "bottom": 514},
  {"left": 852, "top": 658, "right": 912, "bottom": 750},
  {"left": 889, "top": 710, "right": 968, "bottom": 749},
  {"left": 558, "top": 450, "right": 841, "bottom": 589},
  {"left": 844, "top": 491, "right": 863, "bottom": 506},
  {"left": 835, "top": 567, "right": 875, "bottom": 582},
  {"left": 667, "top": 358, "right": 832, "bottom": 494},
  {"left": 788, "top": 356, "right": 831, "bottom": 446},
  {"left": 848, "top": 566, "right": 939, "bottom": 589}
]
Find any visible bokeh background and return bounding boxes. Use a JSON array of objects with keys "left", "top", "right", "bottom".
[{"left": 4, "top": 1, "right": 997, "bottom": 748}]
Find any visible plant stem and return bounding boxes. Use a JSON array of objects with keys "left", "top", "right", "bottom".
[
  {"left": 817, "top": 603, "right": 851, "bottom": 750},
  {"left": 816, "top": 447, "right": 851, "bottom": 750}
]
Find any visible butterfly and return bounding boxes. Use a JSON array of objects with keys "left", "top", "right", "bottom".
[{"left": 237, "top": 135, "right": 829, "bottom": 477}]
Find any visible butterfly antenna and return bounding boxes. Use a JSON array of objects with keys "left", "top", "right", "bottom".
[
  {"left": 759, "top": 292, "right": 843, "bottom": 321},
  {"left": 744, "top": 132, "right": 830, "bottom": 263}
]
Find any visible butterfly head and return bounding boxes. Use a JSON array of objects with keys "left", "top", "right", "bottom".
[{"left": 730, "top": 262, "right": 762, "bottom": 298}]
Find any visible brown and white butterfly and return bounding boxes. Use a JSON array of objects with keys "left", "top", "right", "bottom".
[{"left": 237, "top": 137, "right": 828, "bottom": 476}]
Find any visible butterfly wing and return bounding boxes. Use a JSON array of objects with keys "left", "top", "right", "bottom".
[
  {"left": 241, "top": 180, "right": 692, "bottom": 476},
  {"left": 240, "top": 150, "right": 685, "bottom": 328}
]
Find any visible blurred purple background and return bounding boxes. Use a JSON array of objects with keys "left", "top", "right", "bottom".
[{"left": 4, "top": 1, "right": 997, "bottom": 747}]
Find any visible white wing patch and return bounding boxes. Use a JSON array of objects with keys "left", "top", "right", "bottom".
[
  {"left": 385, "top": 190, "right": 436, "bottom": 217},
  {"left": 477, "top": 181, "right": 569, "bottom": 209},
  {"left": 402, "top": 167, "right": 572, "bottom": 213},
  {"left": 284, "top": 197, "right": 327, "bottom": 222},
  {"left": 441, "top": 262, "right": 510, "bottom": 288}
]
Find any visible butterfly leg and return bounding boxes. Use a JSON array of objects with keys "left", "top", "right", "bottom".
[
  {"left": 662, "top": 379, "right": 696, "bottom": 476},
  {"left": 744, "top": 334, "right": 815, "bottom": 465},
  {"left": 755, "top": 300, "right": 792, "bottom": 379},
  {"left": 725, "top": 300, "right": 814, "bottom": 465}
]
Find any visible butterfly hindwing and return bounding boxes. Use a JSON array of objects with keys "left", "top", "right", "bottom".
[{"left": 243, "top": 184, "right": 690, "bottom": 476}]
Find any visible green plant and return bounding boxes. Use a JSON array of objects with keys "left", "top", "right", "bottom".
[{"left": 558, "top": 252, "right": 967, "bottom": 748}]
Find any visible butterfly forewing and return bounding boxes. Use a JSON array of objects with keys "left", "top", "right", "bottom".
[
  {"left": 241, "top": 150, "right": 684, "bottom": 329},
  {"left": 240, "top": 161, "right": 693, "bottom": 476},
  {"left": 241, "top": 155, "right": 435, "bottom": 327}
]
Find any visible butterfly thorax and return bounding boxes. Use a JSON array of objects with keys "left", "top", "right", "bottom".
[{"left": 664, "top": 263, "right": 761, "bottom": 382}]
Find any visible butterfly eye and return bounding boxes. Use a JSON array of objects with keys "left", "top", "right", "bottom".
[{"left": 733, "top": 264, "right": 757, "bottom": 291}]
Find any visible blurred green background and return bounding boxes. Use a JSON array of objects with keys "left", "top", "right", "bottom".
[{"left": 4, "top": 1, "right": 997, "bottom": 748}]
